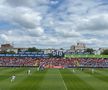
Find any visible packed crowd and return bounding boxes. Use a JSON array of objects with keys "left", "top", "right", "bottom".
[{"left": 0, "top": 57, "right": 108, "bottom": 67}]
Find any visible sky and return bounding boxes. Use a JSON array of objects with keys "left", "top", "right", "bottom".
[{"left": 0, "top": 0, "right": 108, "bottom": 49}]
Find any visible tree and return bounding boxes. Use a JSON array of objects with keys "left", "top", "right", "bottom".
[
  {"left": 101, "top": 49, "right": 108, "bottom": 55},
  {"left": 18, "top": 49, "right": 21, "bottom": 52},
  {"left": 84, "top": 48, "right": 94, "bottom": 54},
  {"left": 27, "top": 47, "right": 41, "bottom": 52},
  {"left": 60, "top": 48, "right": 64, "bottom": 50}
]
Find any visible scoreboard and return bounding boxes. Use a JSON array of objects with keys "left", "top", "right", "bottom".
[{"left": 52, "top": 51, "right": 64, "bottom": 57}]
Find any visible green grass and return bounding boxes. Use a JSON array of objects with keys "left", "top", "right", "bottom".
[
  {"left": 64, "top": 54, "right": 108, "bottom": 58},
  {"left": 0, "top": 68, "right": 108, "bottom": 90}
]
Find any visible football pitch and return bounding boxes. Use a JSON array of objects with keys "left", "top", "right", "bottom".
[{"left": 0, "top": 68, "right": 108, "bottom": 90}]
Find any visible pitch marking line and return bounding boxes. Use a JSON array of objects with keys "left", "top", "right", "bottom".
[{"left": 59, "top": 70, "right": 68, "bottom": 90}]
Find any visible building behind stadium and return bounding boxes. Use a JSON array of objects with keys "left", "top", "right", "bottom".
[{"left": 0, "top": 42, "right": 105, "bottom": 55}]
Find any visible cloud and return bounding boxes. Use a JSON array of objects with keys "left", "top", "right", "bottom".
[
  {"left": 6, "top": 0, "right": 35, "bottom": 7},
  {"left": 5, "top": 0, "right": 50, "bottom": 7},
  {"left": 0, "top": 0, "right": 108, "bottom": 48},
  {"left": 13, "top": 7, "right": 42, "bottom": 29},
  {"left": 27, "top": 27, "right": 44, "bottom": 37},
  {"left": 0, "top": 34, "right": 9, "bottom": 42},
  {"left": 77, "top": 14, "right": 108, "bottom": 31},
  {"left": 55, "top": 27, "right": 81, "bottom": 38}
]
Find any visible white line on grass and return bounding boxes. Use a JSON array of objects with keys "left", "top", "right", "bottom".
[{"left": 59, "top": 70, "right": 68, "bottom": 90}]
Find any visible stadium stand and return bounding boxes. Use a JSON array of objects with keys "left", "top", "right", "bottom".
[{"left": 0, "top": 57, "right": 108, "bottom": 68}]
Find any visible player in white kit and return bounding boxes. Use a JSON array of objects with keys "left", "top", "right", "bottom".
[
  {"left": 28, "top": 70, "right": 31, "bottom": 75},
  {"left": 92, "top": 68, "right": 95, "bottom": 74},
  {"left": 73, "top": 69, "right": 75, "bottom": 73},
  {"left": 11, "top": 75, "right": 16, "bottom": 82}
]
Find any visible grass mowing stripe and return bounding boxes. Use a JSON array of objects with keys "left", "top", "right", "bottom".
[
  {"left": 10, "top": 68, "right": 47, "bottom": 90},
  {"left": 0, "top": 68, "right": 27, "bottom": 82},
  {"left": 1, "top": 68, "right": 108, "bottom": 90},
  {"left": 0, "top": 68, "right": 14, "bottom": 74},
  {"left": 59, "top": 69, "right": 68, "bottom": 90},
  {"left": 28, "top": 69, "right": 47, "bottom": 90},
  {"left": 0, "top": 68, "right": 24, "bottom": 82},
  {"left": 96, "top": 68, "right": 108, "bottom": 75},
  {"left": 69, "top": 69, "right": 97, "bottom": 90},
  {"left": 83, "top": 68, "right": 108, "bottom": 83},
  {"left": 0, "top": 67, "right": 10, "bottom": 72},
  {"left": 38, "top": 69, "right": 66, "bottom": 90},
  {"left": 79, "top": 68, "right": 108, "bottom": 90},
  {"left": 89, "top": 69, "right": 108, "bottom": 83},
  {"left": 0, "top": 68, "right": 27, "bottom": 90},
  {"left": 10, "top": 68, "right": 37, "bottom": 90},
  {"left": 60, "top": 69, "right": 94, "bottom": 90}
]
